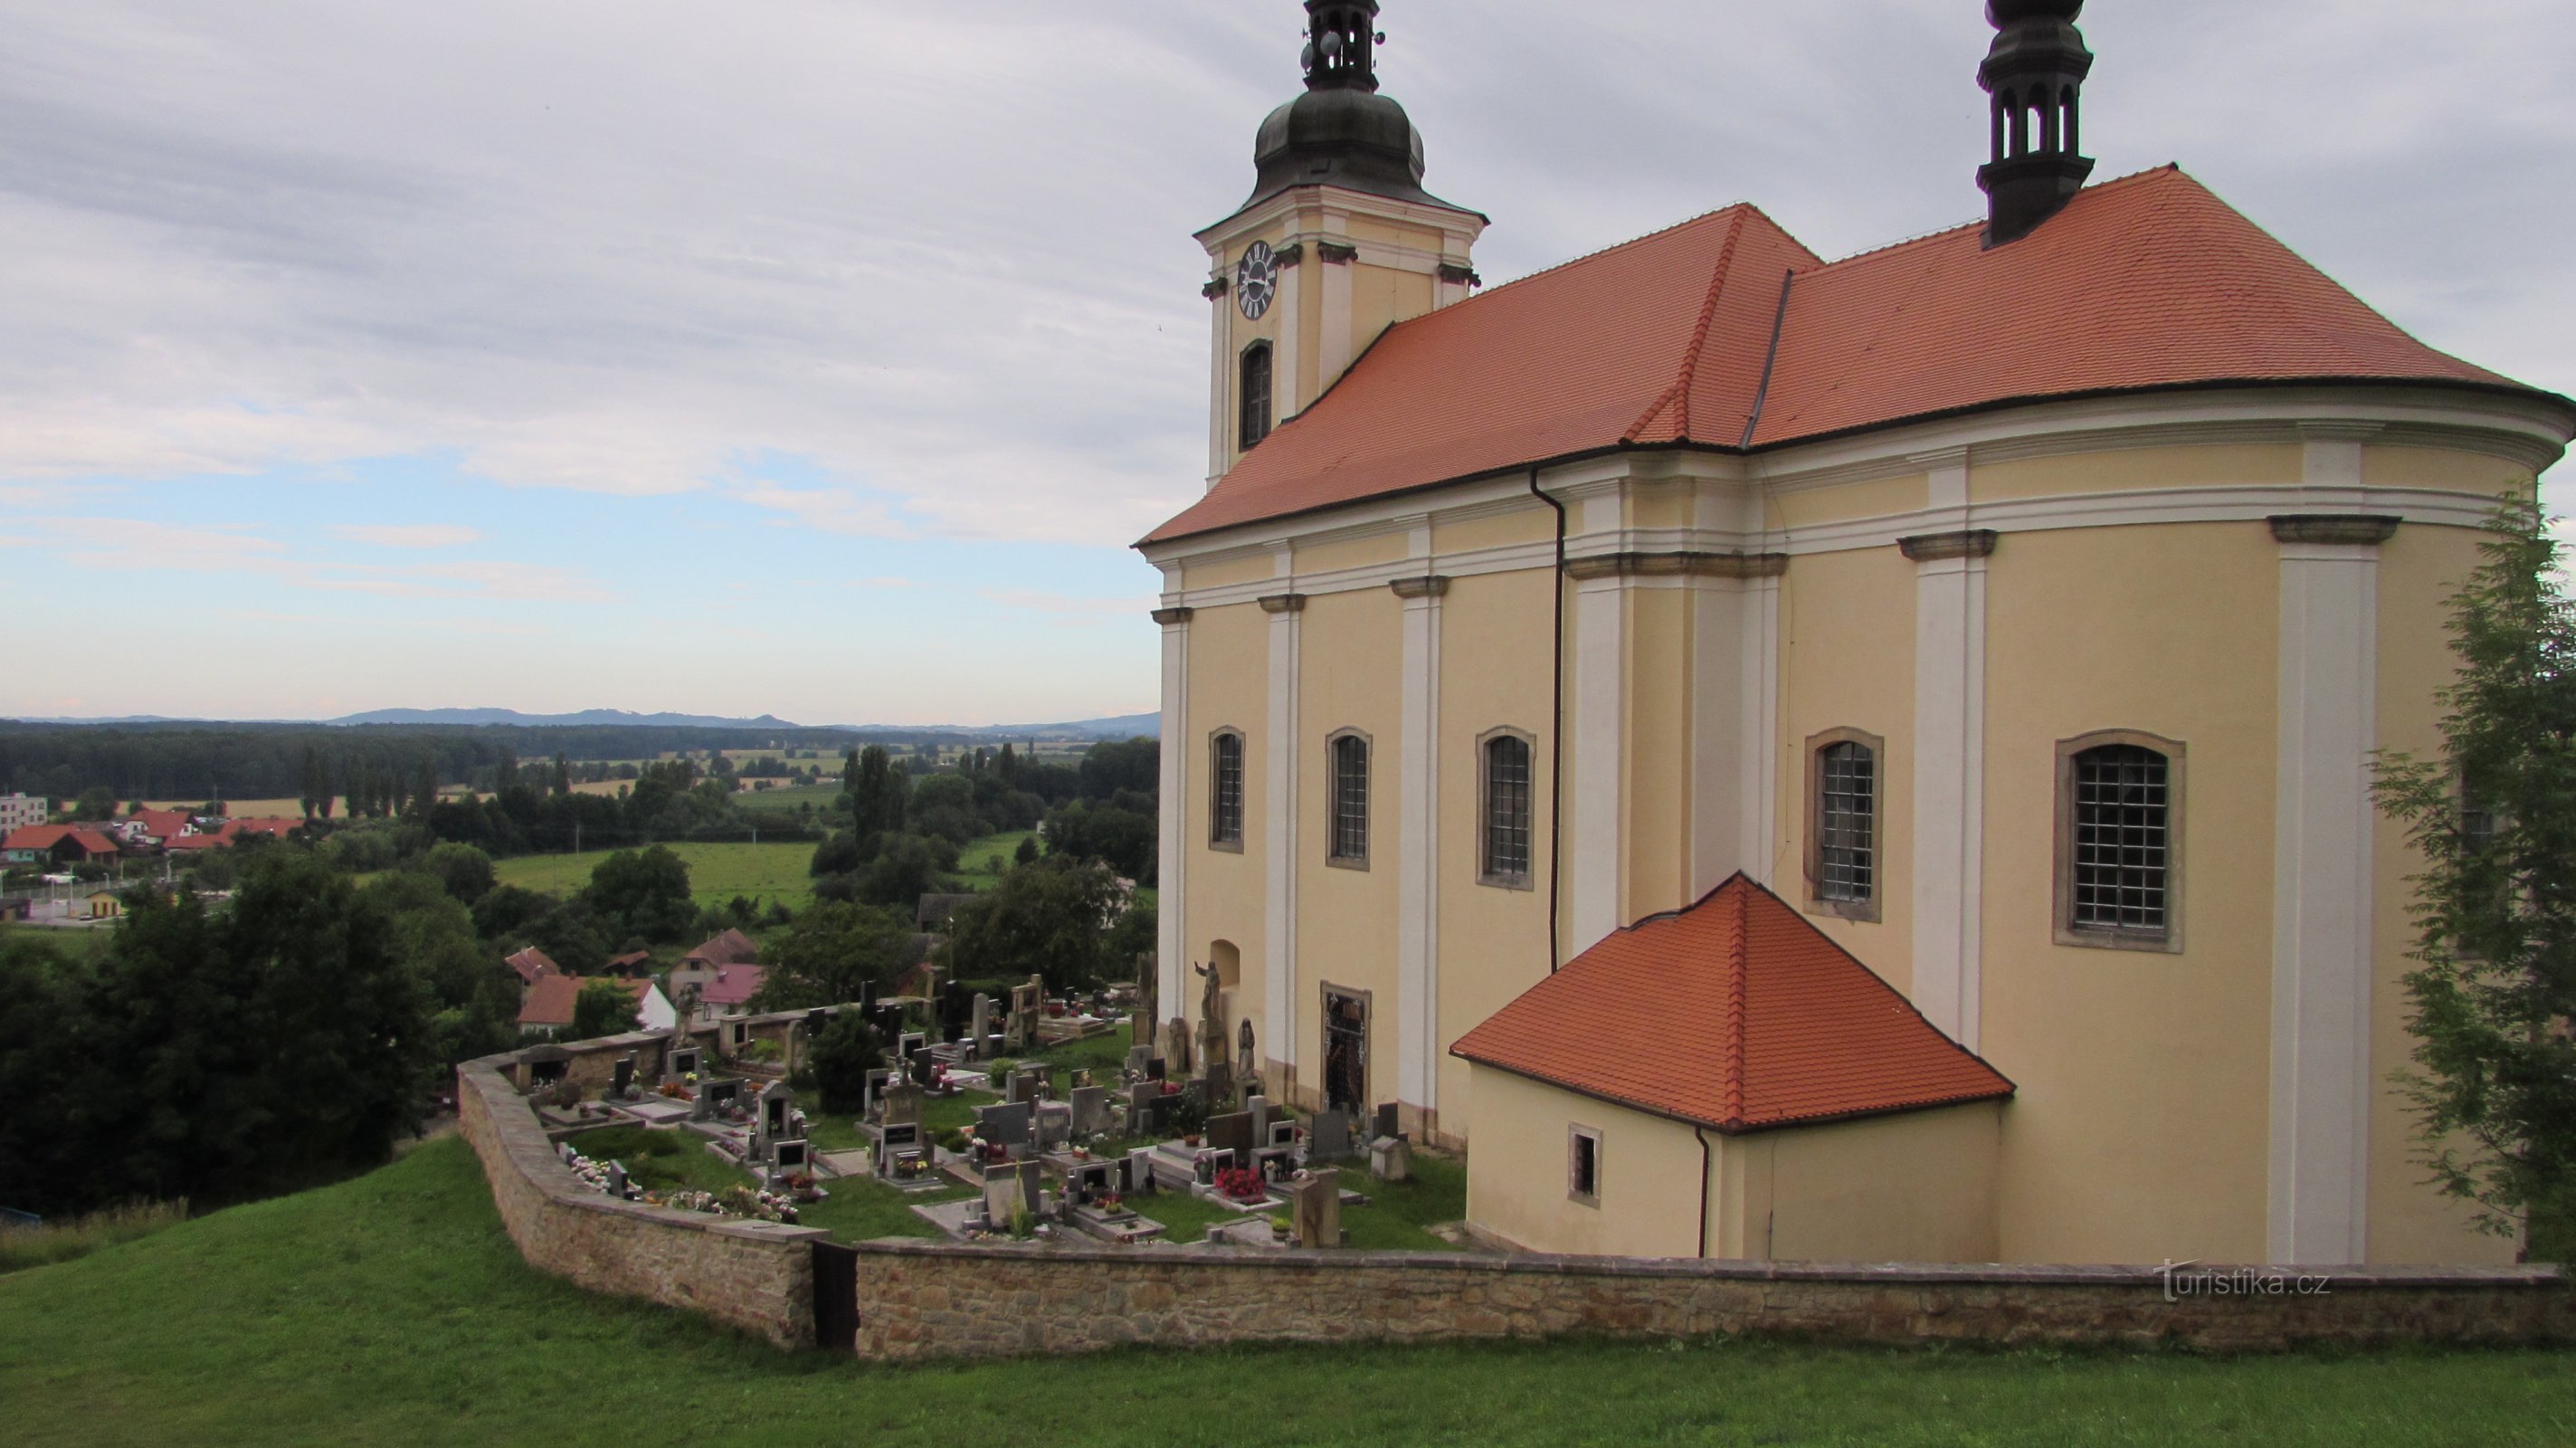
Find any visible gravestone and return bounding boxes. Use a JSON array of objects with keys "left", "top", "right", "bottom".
[
  {"left": 1122, "top": 1148, "right": 1158, "bottom": 1196},
  {"left": 1126, "top": 1045, "right": 1153, "bottom": 1081},
  {"left": 612, "top": 1053, "right": 636, "bottom": 1099},
  {"left": 756, "top": 1081, "right": 795, "bottom": 1151},
  {"left": 1068, "top": 1160, "right": 1115, "bottom": 1205},
  {"left": 1308, "top": 1109, "right": 1353, "bottom": 1162},
  {"left": 1373, "top": 1102, "right": 1403, "bottom": 1143},
  {"left": 1139, "top": 1091, "right": 1174, "bottom": 1137},
  {"left": 773, "top": 1138, "right": 811, "bottom": 1176},
  {"left": 1206, "top": 1110, "right": 1256, "bottom": 1164},
  {"left": 975, "top": 1100, "right": 1032, "bottom": 1157},
  {"left": 1159, "top": 1018, "right": 1192, "bottom": 1075},
  {"left": 1267, "top": 1117, "right": 1299, "bottom": 1149},
  {"left": 909, "top": 1048, "right": 936, "bottom": 1086},
  {"left": 971, "top": 994, "right": 991, "bottom": 1050},
  {"left": 1004, "top": 1070, "right": 1031, "bottom": 1106},
  {"left": 898, "top": 1030, "right": 927, "bottom": 1061},
  {"left": 1291, "top": 1168, "right": 1342, "bottom": 1248},
  {"left": 666, "top": 1039, "right": 701, "bottom": 1080},
  {"left": 1033, "top": 1100, "right": 1072, "bottom": 1151},
  {"left": 1254, "top": 1146, "right": 1296, "bottom": 1182},
  {"left": 606, "top": 1160, "right": 629, "bottom": 1198},
  {"left": 1203, "top": 1060, "right": 1235, "bottom": 1112},
  {"left": 1369, "top": 1135, "right": 1412, "bottom": 1182},
  {"left": 881, "top": 1080, "right": 925, "bottom": 1131},
  {"left": 982, "top": 1170, "right": 1021, "bottom": 1229},
  {"left": 1016, "top": 1159, "right": 1044, "bottom": 1215},
  {"left": 1125, "top": 1081, "right": 1159, "bottom": 1128},
  {"left": 877, "top": 1121, "right": 923, "bottom": 1179},
  {"left": 1068, "top": 1085, "right": 1110, "bottom": 1138},
  {"left": 1146, "top": 1057, "right": 1167, "bottom": 1081},
  {"left": 1130, "top": 1009, "right": 1153, "bottom": 1047},
  {"left": 862, "top": 1069, "right": 890, "bottom": 1120},
  {"left": 1246, "top": 1094, "right": 1271, "bottom": 1145}
]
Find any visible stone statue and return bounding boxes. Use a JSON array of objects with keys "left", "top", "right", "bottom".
[{"left": 1238, "top": 1017, "right": 1257, "bottom": 1081}]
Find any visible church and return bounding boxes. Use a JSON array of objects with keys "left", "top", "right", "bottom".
[{"left": 1136, "top": 1, "right": 2575, "bottom": 1267}]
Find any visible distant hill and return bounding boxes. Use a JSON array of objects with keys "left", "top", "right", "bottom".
[
  {"left": 838, "top": 711, "right": 1159, "bottom": 739},
  {"left": 327, "top": 708, "right": 803, "bottom": 729}
]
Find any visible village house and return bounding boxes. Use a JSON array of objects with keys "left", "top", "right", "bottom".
[
  {"left": 514, "top": 975, "right": 676, "bottom": 1036},
  {"left": 0, "top": 794, "right": 47, "bottom": 834},
  {"left": 2, "top": 824, "right": 121, "bottom": 868},
  {"left": 1140, "top": 1, "right": 2575, "bottom": 1267}
]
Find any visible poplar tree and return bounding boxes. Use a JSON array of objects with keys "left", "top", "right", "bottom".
[{"left": 2371, "top": 494, "right": 2576, "bottom": 1254}]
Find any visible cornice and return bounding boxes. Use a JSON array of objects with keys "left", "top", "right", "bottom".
[
  {"left": 2269, "top": 514, "right": 2401, "bottom": 547},
  {"left": 1256, "top": 593, "right": 1308, "bottom": 614},
  {"left": 1898, "top": 529, "right": 2001, "bottom": 562},
  {"left": 1387, "top": 575, "right": 1451, "bottom": 599},
  {"left": 1315, "top": 240, "right": 1358, "bottom": 264},
  {"left": 1562, "top": 550, "right": 1790, "bottom": 581},
  {"left": 1149, "top": 606, "right": 1196, "bottom": 626}
]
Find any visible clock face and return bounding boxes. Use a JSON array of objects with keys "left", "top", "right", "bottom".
[{"left": 1235, "top": 241, "right": 1278, "bottom": 322}]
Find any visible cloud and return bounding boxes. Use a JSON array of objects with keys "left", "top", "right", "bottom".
[
  {"left": 327, "top": 523, "right": 480, "bottom": 548},
  {"left": 10, "top": 514, "right": 606, "bottom": 603},
  {"left": 976, "top": 587, "right": 1157, "bottom": 626}
]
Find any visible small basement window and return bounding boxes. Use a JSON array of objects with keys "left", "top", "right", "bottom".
[{"left": 1568, "top": 1125, "right": 1602, "bottom": 1206}]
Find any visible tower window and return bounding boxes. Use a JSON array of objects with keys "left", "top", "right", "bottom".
[
  {"left": 1805, "top": 729, "right": 1883, "bottom": 922},
  {"left": 1240, "top": 341, "right": 1273, "bottom": 450},
  {"left": 1209, "top": 729, "right": 1245, "bottom": 851},
  {"left": 1479, "top": 729, "right": 1534, "bottom": 888},
  {"left": 2056, "top": 732, "right": 2186, "bottom": 952},
  {"left": 1327, "top": 730, "right": 1369, "bottom": 867}
]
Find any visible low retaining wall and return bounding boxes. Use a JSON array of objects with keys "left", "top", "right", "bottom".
[
  {"left": 455, "top": 1054, "right": 825, "bottom": 1348},
  {"left": 845, "top": 1238, "right": 2575, "bottom": 1360}
]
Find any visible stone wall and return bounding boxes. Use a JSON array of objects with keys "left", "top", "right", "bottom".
[
  {"left": 456, "top": 1053, "right": 826, "bottom": 1348},
  {"left": 844, "top": 1239, "right": 2575, "bottom": 1361}
]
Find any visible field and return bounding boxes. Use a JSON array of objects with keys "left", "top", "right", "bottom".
[
  {"left": 488, "top": 831, "right": 1036, "bottom": 914},
  {"left": 4, "top": 1138, "right": 2573, "bottom": 1446}
]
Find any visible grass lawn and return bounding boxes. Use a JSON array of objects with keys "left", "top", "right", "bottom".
[
  {"left": 3, "top": 1138, "right": 2573, "bottom": 1446},
  {"left": 951, "top": 830, "right": 1035, "bottom": 890},
  {"left": 0, "top": 923, "right": 113, "bottom": 962},
  {"left": 491, "top": 841, "right": 824, "bottom": 911}
]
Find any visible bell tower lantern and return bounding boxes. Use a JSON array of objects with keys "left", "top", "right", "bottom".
[
  {"left": 1976, "top": 0, "right": 2096, "bottom": 246},
  {"left": 1195, "top": 1, "right": 1487, "bottom": 486}
]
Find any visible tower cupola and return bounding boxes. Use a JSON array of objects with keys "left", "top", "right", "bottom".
[
  {"left": 1976, "top": 0, "right": 2096, "bottom": 246},
  {"left": 1241, "top": 1, "right": 1450, "bottom": 214}
]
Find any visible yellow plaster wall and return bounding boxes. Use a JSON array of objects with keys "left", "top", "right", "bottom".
[
  {"left": 1730, "top": 1105, "right": 2003, "bottom": 1263},
  {"left": 1183, "top": 602, "right": 1272, "bottom": 1043},
  {"left": 1773, "top": 548, "right": 1915, "bottom": 989},
  {"left": 1623, "top": 583, "right": 1694, "bottom": 923},
  {"left": 1767, "top": 474, "right": 1925, "bottom": 531},
  {"left": 2363, "top": 516, "right": 2520, "bottom": 1265},
  {"left": 1464, "top": 1068, "right": 1709, "bottom": 1258},
  {"left": 1294, "top": 533, "right": 1412, "bottom": 576},
  {"left": 1295, "top": 586, "right": 1406, "bottom": 1107},
  {"left": 2360, "top": 445, "right": 2535, "bottom": 493},
  {"left": 1980, "top": 521, "right": 2277, "bottom": 1265},
  {"left": 1970, "top": 443, "right": 2303, "bottom": 503},
  {"left": 1434, "top": 567, "right": 1557, "bottom": 1140},
  {"left": 1351, "top": 263, "right": 1435, "bottom": 360},
  {"left": 1182, "top": 553, "right": 1279, "bottom": 593},
  {"left": 1433, "top": 505, "right": 1554, "bottom": 556}
]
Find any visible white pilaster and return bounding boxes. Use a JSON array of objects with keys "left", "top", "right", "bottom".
[
  {"left": 1394, "top": 567, "right": 1444, "bottom": 1114},
  {"left": 1274, "top": 249, "right": 1304, "bottom": 421},
  {"left": 1909, "top": 543, "right": 1989, "bottom": 1051},
  {"left": 1260, "top": 567, "right": 1304, "bottom": 1083},
  {"left": 2268, "top": 521, "right": 2384, "bottom": 1265},
  {"left": 1205, "top": 287, "right": 1229, "bottom": 488},
  {"left": 1155, "top": 603, "right": 1192, "bottom": 1018},
  {"left": 1740, "top": 573, "right": 1781, "bottom": 888},
  {"left": 1570, "top": 567, "right": 1629, "bottom": 951}
]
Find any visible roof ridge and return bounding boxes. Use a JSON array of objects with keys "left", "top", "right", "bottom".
[
  {"left": 1815, "top": 163, "right": 2189, "bottom": 270},
  {"left": 1721, "top": 879, "right": 1748, "bottom": 1129},
  {"left": 1463, "top": 202, "right": 1762, "bottom": 309},
  {"left": 1669, "top": 208, "right": 1751, "bottom": 439}
]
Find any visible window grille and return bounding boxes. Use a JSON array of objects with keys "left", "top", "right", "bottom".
[
  {"left": 1483, "top": 734, "right": 1532, "bottom": 882},
  {"left": 1817, "top": 741, "right": 1875, "bottom": 902},
  {"left": 1210, "top": 732, "right": 1244, "bottom": 847},
  {"left": 2070, "top": 744, "right": 2169, "bottom": 932},
  {"left": 1329, "top": 734, "right": 1368, "bottom": 863}
]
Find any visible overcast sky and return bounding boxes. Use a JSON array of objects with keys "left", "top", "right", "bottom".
[{"left": 3, "top": 1, "right": 2569, "bottom": 725}]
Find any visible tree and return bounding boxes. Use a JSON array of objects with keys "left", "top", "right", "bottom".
[
  {"left": 1043, "top": 798, "right": 1157, "bottom": 884},
  {"left": 551, "top": 752, "right": 573, "bottom": 797},
  {"left": 411, "top": 755, "right": 439, "bottom": 819},
  {"left": 1014, "top": 834, "right": 1040, "bottom": 866},
  {"left": 471, "top": 884, "right": 554, "bottom": 939},
  {"left": 749, "top": 900, "right": 909, "bottom": 1012},
  {"left": 942, "top": 855, "right": 1126, "bottom": 991},
  {"left": 851, "top": 833, "right": 953, "bottom": 909},
  {"left": 71, "top": 786, "right": 115, "bottom": 822},
  {"left": 585, "top": 845, "right": 695, "bottom": 943},
  {"left": 851, "top": 745, "right": 906, "bottom": 837},
  {"left": 420, "top": 842, "right": 498, "bottom": 905},
  {"left": 569, "top": 978, "right": 634, "bottom": 1040},
  {"left": 807, "top": 1011, "right": 883, "bottom": 1114},
  {"left": 1077, "top": 737, "right": 1158, "bottom": 802},
  {"left": 2371, "top": 495, "right": 2576, "bottom": 1252}
]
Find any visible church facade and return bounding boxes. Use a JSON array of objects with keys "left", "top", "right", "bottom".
[{"left": 1137, "top": 1, "right": 2575, "bottom": 1267}]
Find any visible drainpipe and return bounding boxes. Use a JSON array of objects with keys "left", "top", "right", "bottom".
[
  {"left": 1529, "top": 467, "right": 1568, "bottom": 972},
  {"left": 1696, "top": 1125, "right": 1715, "bottom": 1259}
]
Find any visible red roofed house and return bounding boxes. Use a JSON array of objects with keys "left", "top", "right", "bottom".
[
  {"left": 2, "top": 824, "right": 121, "bottom": 867},
  {"left": 504, "top": 946, "right": 562, "bottom": 987},
  {"left": 517, "top": 976, "right": 677, "bottom": 1036},
  {"left": 1137, "top": 5, "right": 2573, "bottom": 1268},
  {"left": 691, "top": 965, "right": 766, "bottom": 1026}
]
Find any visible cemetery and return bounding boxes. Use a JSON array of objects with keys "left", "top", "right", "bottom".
[{"left": 486, "top": 973, "right": 1470, "bottom": 1264}]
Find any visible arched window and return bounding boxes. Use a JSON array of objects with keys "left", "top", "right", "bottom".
[
  {"left": 1208, "top": 729, "right": 1245, "bottom": 851},
  {"left": 1479, "top": 729, "right": 1535, "bottom": 887},
  {"left": 1327, "top": 730, "right": 1370, "bottom": 867},
  {"left": 2056, "top": 732, "right": 2186, "bottom": 951},
  {"left": 1240, "top": 341, "right": 1273, "bottom": 450},
  {"left": 1806, "top": 729, "right": 1881, "bottom": 921}
]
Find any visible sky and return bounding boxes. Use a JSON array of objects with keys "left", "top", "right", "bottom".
[{"left": 2, "top": 0, "right": 2570, "bottom": 726}]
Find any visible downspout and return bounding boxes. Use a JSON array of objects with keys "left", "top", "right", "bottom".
[
  {"left": 1529, "top": 466, "right": 1568, "bottom": 972},
  {"left": 1696, "top": 1125, "right": 1715, "bottom": 1259}
]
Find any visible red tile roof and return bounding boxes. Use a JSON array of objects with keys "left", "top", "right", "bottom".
[
  {"left": 504, "top": 947, "right": 562, "bottom": 986},
  {"left": 682, "top": 928, "right": 759, "bottom": 969},
  {"left": 1144, "top": 167, "right": 2555, "bottom": 546},
  {"left": 130, "top": 809, "right": 193, "bottom": 842},
  {"left": 517, "top": 975, "right": 651, "bottom": 1028},
  {"left": 3, "top": 824, "right": 119, "bottom": 858},
  {"left": 1450, "top": 874, "right": 2012, "bottom": 1134},
  {"left": 698, "top": 964, "right": 766, "bottom": 1007}
]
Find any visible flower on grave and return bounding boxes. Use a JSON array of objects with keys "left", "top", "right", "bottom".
[{"left": 1214, "top": 1166, "right": 1267, "bottom": 1204}]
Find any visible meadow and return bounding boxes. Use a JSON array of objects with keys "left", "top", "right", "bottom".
[
  {"left": 3, "top": 1137, "right": 2571, "bottom": 1446},
  {"left": 489, "top": 830, "right": 1037, "bottom": 913}
]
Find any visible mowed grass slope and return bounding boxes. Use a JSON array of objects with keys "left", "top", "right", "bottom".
[
  {"left": 4, "top": 1139, "right": 2574, "bottom": 1447},
  {"left": 492, "top": 841, "right": 822, "bottom": 910}
]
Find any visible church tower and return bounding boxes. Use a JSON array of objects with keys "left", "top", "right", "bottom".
[
  {"left": 1196, "top": 1, "right": 1487, "bottom": 486},
  {"left": 1976, "top": 0, "right": 2096, "bottom": 245}
]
